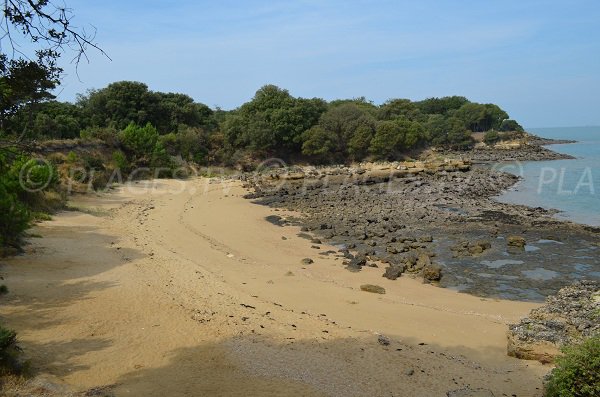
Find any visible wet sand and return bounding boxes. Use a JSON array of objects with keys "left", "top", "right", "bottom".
[{"left": 0, "top": 178, "right": 549, "bottom": 396}]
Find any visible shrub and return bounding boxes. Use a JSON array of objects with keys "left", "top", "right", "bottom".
[
  {"left": 0, "top": 182, "right": 30, "bottom": 248},
  {"left": 484, "top": 130, "right": 500, "bottom": 145},
  {"left": 66, "top": 151, "right": 78, "bottom": 163},
  {"left": 545, "top": 335, "right": 600, "bottom": 397},
  {"left": 111, "top": 150, "right": 129, "bottom": 171},
  {"left": 80, "top": 126, "right": 120, "bottom": 146},
  {"left": 0, "top": 326, "right": 16, "bottom": 352}
]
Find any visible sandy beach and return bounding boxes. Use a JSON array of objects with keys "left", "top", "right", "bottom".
[{"left": 0, "top": 177, "right": 549, "bottom": 396}]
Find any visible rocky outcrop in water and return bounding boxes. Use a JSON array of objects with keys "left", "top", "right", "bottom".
[{"left": 507, "top": 280, "right": 600, "bottom": 363}]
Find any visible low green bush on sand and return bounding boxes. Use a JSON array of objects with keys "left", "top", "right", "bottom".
[{"left": 545, "top": 335, "right": 600, "bottom": 397}]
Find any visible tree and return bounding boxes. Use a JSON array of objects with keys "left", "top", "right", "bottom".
[
  {"left": 316, "top": 103, "right": 377, "bottom": 159},
  {"left": 119, "top": 122, "right": 171, "bottom": 167},
  {"left": 0, "top": 52, "right": 60, "bottom": 135},
  {"left": 454, "top": 103, "right": 508, "bottom": 132},
  {"left": 222, "top": 85, "right": 326, "bottom": 157},
  {"left": 499, "top": 119, "right": 524, "bottom": 132},
  {"left": 416, "top": 96, "right": 469, "bottom": 115},
  {"left": 370, "top": 121, "right": 401, "bottom": 159},
  {"left": 301, "top": 125, "right": 336, "bottom": 162},
  {"left": 378, "top": 98, "right": 423, "bottom": 122},
  {"left": 1, "top": 0, "right": 107, "bottom": 148}
]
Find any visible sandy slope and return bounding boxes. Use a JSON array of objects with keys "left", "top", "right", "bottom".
[{"left": 0, "top": 178, "right": 549, "bottom": 396}]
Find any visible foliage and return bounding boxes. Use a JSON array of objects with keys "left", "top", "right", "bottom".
[
  {"left": 118, "top": 122, "right": 172, "bottom": 169},
  {"left": 484, "top": 130, "right": 500, "bottom": 145},
  {"left": 500, "top": 119, "right": 524, "bottom": 132},
  {"left": 454, "top": 103, "right": 508, "bottom": 132},
  {"left": 415, "top": 96, "right": 469, "bottom": 115},
  {"left": 223, "top": 85, "right": 327, "bottom": 156},
  {"left": 0, "top": 325, "right": 16, "bottom": 352},
  {"left": 0, "top": 52, "right": 60, "bottom": 134},
  {"left": 0, "top": 181, "right": 30, "bottom": 248},
  {"left": 77, "top": 81, "right": 216, "bottom": 135},
  {"left": 545, "top": 335, "right": 600, "bottom": 397},
  {"left": 301, "top": 126, "right": 336, "bottom": 162}
]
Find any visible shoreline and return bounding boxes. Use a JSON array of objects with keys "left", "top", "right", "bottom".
[
  {"left": 244, "top": 160, "right": 599, "bottom": 301},
  {"left": 0, "top": 178, "right": 550, "bottom": 396}
]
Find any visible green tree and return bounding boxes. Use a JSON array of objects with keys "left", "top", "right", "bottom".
[
  {"left": 222, "top": 85, "right": 326, "bottom": 156},
  {"left": 454, "top": 103, "right": 508, "bottom": 132},
  {"left": 499, "top": 119, "right": 524, "bottom": 132},
  {"left": 0, "top": 52, "right": 61, "bottom": 135},
  {"left": 370, "top": 121, "right": 401, "bottom": 159},
  {"left": 315, "top": 103, "right": 377, "bottom": 159},
  {"left": 416, "top": 96, "right": 469, "bottom": 115},
  {"left": 119, "top": 122, "right": 170, "bottom": 167},
  {"left": 348, "top": 124, "right": 375, "bottom": 161},
  {"left": 301, "top": 126, "right": 336, "bottom": 162},
  {"left": 378, "top": 98, "right": 423, "bottom": 122}
]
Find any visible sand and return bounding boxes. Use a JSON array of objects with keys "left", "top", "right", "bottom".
[{"left": 0, "top": 178, "right": 550, "bottom": 396}]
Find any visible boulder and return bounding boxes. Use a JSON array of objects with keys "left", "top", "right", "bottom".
[
  {"left": 383, "top": 265, "right": 406, "bottom": 280},
  {"left": 451, "top": 240, "right": 491, "bottom": 257},
  {"left": 507, "top": 235, "right": 526, "bottom": 248},
  {"left": 345, "top": 255, "right": 367, "bottom": 272},
  {"left": 423, "top": 264, "right": 442, "bottom": 282},
  {"left": 301, "top": 258, "right": 314, "bottom": 265}
]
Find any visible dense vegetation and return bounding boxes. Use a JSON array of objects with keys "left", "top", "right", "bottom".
[
  {"left": 545, "top": 335, "right": 600, "bottom": 397},
  {"left": 1, "top": 81, "right": 524, "bottom": 168}
]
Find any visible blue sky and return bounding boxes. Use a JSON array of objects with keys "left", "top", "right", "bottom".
[{"left": 54, "top": 0, "right": 600, "bottom": 128}]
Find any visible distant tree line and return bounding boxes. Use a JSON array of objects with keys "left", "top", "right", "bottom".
[{"left": 1, "top": 80, "right": 524, "bottom": 167}]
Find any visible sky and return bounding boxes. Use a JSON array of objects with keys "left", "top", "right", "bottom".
[{"left": 47, "top": 0, "right": 600, "bottom": 128}]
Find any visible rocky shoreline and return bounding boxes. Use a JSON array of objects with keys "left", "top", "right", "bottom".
[
  {"left": 441, "top": 144, "right": 575, "bottom": 162},
  {"left": 507, "top": 280, "right": 599, "bottom": 363},
  {"left": 243, "top": 158, "right": 599, "bottom": 302}
]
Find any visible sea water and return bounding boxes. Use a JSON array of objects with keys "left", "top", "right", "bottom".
[{"left": 496, "top": 126, "right": 600, "bottom": 226}]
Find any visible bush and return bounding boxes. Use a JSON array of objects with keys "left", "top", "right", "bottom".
[
  {"left": 111, "top": 150, "right": 129, "bottom": 171},
  {"left": 0, "top": 182, "right": 30, "bottom": 248},
  {"left": 545, "top": 335, "right": 600, "bottom": 397},
  {"left": 66, "top": 151, "right": 78, "bottom": 163},
  {"left": 484, "top": 130, "right": 500, "bottom": 145}
]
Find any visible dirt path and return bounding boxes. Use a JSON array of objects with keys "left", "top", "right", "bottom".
[{"left": 0, "top": 178, "right": 549, "bottom": 396}]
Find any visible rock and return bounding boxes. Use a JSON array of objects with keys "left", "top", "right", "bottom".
[
  {"left": 345, "top": 255, "right": 367, "bottom": 272},
  {"left": 406, "top": 253, "right": 430, "bottom": 273},
  {"left": 360, "top": 284, "right": 386, "bottom": 294},
  {"left": 419, "top": 235, "right": 433, "bottom": 243},
  {"left": 507, "top": 280, "right": 599, "bottom": 363},
  {"left": 301, "top": 258, "right": 314, "bottom": 265},
  {"left": 446, "top": 387, "right": 495, "bottom": 397},
  {"left": 507, "top": 235, "right": 526, "bottom": 248},
  {"left": 311, "top": 238, "right": 322, "bottom": 244},
  {"left": 451, "top": 240, "right": 491, "bottom": 257},
  {"left": 404, "top": 368, "right": 415, "bottom": 376},
  {"left": 383, "top": 265, "right": 406, "bottom": 280},
  {"left": 386, "top": 245, "right": 399, "bottom": 254},
  {"left": 470, "top": 240, "right": 491, "bottom": 255},
  {"left": 423, "top": 264, "right": 442, "bottom": 282},
  {"left": 377, "top": 334, "right": 390, "bottom": 346},
  {"left": 506, "top": 333, "right": 560, "bottom": 364}
]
